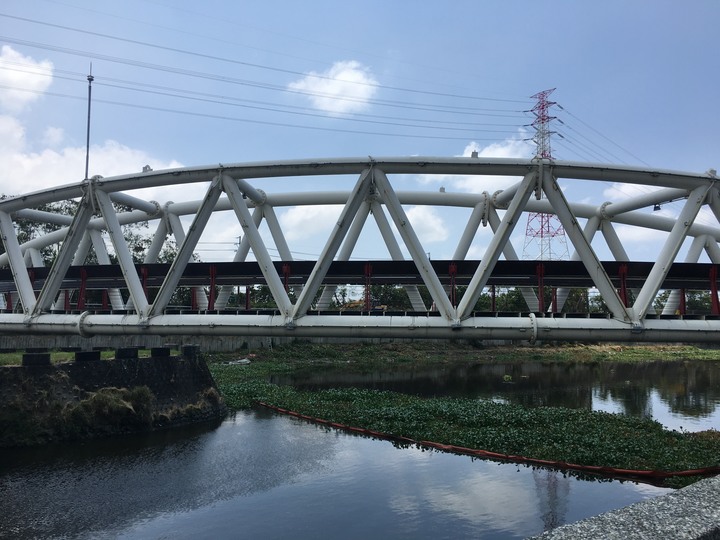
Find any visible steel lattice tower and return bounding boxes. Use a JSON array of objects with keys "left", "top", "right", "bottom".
[{"left": 522, "top": 88, "right": 568, "bottom": 261}]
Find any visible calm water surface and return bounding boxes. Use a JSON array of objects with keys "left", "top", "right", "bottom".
[
  {"left": 3, "top": 359, "right": 719, "bottom": 539},
  {"left": 279, "top": 359, "right": 720, "bottom": 431},
  {"left": 2, "top": 411, "right": 668, "bottom": 540}
]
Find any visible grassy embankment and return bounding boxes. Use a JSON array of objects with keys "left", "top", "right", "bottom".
[{"left": 207, "top": 342, "right": 720, "bottom": 487}]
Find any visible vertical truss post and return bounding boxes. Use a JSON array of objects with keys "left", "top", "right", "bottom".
[
  {"left": 282, "top": 263, "right": 291, "bottom": 293},
  {"left": 449, "top": 262, "right": 458, "bottom": 308},
  {"left": 711, "top": 266, "right": 720, "bottom": 315},
  {"left": 618, "top": 264, "right": 628, "bottom": 306},
  {"left": 77, "top": 268, "right": 87, "bottom": 310},
  {"left": 140, "top": 266, "right": 149, "bottom": 300},
  {"left": 208, "top": 265, "right": 217, "bottom": 311},
  {"left": 679, "top": 289, "right": 686, "bottom": 315},
  {"left": 364, "top": 262, "right": 372, "bottom": 311},
  {"left": 536, "top": 262, "right": 545, "bottom": 313}
]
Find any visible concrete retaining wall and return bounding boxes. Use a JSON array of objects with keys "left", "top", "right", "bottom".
[{"left": 0, "top": 350, "right": 227, "bottom": 447}]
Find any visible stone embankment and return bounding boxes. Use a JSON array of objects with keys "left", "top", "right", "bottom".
[
  {"left": 529, "top": 474, "right": 720, "bottom": 539},
  {"left": 0, "top": 346, "right": 227, "bottom": 447}
]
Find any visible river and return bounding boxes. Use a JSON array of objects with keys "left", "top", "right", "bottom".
[{"left": 2, "top": 359, "right": 719, "bottom": 539}]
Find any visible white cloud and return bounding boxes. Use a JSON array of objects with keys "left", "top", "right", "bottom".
[
  {"left": 0, "top": 45, "right": 53, "bottom": 113},
  {"left": 405, "top": 206, "right": 448, "bottom": 243},
  {"left": 0, "top": 129, "right": 183, "bottom": 195},
  {"left": 279, "top": 205, "right": 343, "bottom": 241},
  {"left": 288, "top": 60, "right": 378, "bottom": 115},
  {"left": 417, "top": 136, "right": 533, "bottom": 193},
  {"left": 41, "top": 126, "right": 64, "bottom": 148},
  {"left": 0, "top": 48, "right": 184, "bottom": 198},
  {"left": 0, "top": 114, "right": 25, "bottom": 154}
]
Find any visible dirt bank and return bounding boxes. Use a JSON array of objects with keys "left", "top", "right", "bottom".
[{"left": 0, "top": 355, "right": 227, "bottom": 447}]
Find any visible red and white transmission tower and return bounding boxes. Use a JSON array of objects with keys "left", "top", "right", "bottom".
[{"left": 522, "top": 88, "right": 568, "bottom": 261}]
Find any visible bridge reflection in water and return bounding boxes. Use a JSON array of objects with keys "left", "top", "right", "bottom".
[{"left": 1, "top": 157, "right": 719, "bottom": 342}]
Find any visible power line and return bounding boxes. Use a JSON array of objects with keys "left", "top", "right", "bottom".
[
  {"left": 0, "top": 61, "right": 525, "bottom": 125},
  {"left": 45, "top": 0, "right": 526, "bottom": 102},
  {"left": 0, "top": 84, "right": 516, "bottom": 142},
  {"left": 0, "top": 35, "right": 529, "bottom": 119},
  {"left": 0, "top": 57, "right": 528, "bottom": 139},
  {"left": 559, "top": 105, "right": 650, "bottom": 166},
  {"left": 0, "top": 13, "right": 532, "bottom": 106}
]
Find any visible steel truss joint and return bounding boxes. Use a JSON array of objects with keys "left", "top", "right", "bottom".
[{"left": 599, "top": 201, "right": 612, "bottom": 220}]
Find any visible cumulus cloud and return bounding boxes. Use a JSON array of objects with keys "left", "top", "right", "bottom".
[
  {"left": 0, "top": 45, "right": 53, "bottom": 113},
  {"left": 0, "top": 130, "right": 183, "bottom": 196},
  {"left": 41, "top": 126, "right": 64, "bottom": 148},
  {"left": 611, "top": 224, "right": 668, "bottom": 260},
  {"left": 417, "top": 137, "right": 533, "bottom": 192},
  {"left": 405, "top": 206, "right": 448, "bottom": 243},
  {"left": 288, "top": 60, "right": 378, "bottom": 115},
  {"left": 279, "top": 205, "right": 343, "bottom": 241},
  {"left": 0, "top": 48, "right": 185, "bottom": 199}
]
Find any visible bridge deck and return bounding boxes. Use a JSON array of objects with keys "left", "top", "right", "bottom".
[{"left": 0, "top": 260, "right": 716, "bottom": 293}]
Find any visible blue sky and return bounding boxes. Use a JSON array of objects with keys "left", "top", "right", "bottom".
[{"left": 0, "top": 0, "right": 719, "bottom": 263}]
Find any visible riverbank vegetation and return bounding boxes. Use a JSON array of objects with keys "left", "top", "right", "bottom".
[{"left": 207, "top": 341, "right": 720, "bottom": 488}]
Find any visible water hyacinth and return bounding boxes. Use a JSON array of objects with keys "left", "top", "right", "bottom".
[{"left": 207, "top": 344, "right": 720, "bottom": 488}]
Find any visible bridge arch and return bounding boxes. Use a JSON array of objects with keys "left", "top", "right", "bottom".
[{"left": 0, "top": 157, "right": 719, "bottom": 343}]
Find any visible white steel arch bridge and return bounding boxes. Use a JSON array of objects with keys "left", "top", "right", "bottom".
[{"left": 1, "top": 157, "right": 719, "bottom": 343}]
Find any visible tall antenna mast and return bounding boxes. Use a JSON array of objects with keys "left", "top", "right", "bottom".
[
  {"left": 522, "top": 88, "right": 568, "bottom": 261},
  {"left": 84, "top": 64, "right": 94, "bottom": 181}
]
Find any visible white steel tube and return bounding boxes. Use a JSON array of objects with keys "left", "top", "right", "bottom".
[
  {"left": 94, "top": 189, "right": 149, "bottom": 317},
  {"left": 540, "top": 171, "right": 631, "bottom": 322},
  {"left": 292, "top": 169, "right": 373, "bottom": 319},
  {"left": 632, "top": 184, "right": 710, "bottom": 321},
  {"left": 224, "top": 175, "right": 293, "bottom": 317},
  {"left": 0, "top": 211, "right": 36, "bottom": 314},
  {"left": 316, "top": 200, "right": 371, "bottom": 309},
  {"left": 33, "top": 195, "right": 94, "bottom": 315},
  {"left": 374, "top": 169, "right": 455, "bottom": 321},
  {"left": 457, "top": 172, "right": 536, "bottom": 319}
]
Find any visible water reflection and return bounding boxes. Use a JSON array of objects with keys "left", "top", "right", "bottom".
[
  {"left": 0, "top": 412, "right": 669, "bottom": 539},
  {"left": 275, "top": 360, "right": 720, "bottom": 431}
]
